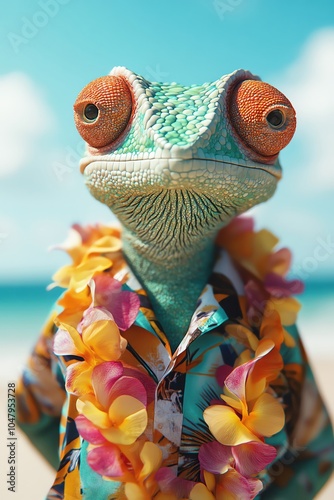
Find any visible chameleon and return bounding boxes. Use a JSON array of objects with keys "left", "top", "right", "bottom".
[
  {"left": 73, "top": 67, "right": 296, "bottom": 352},
  {"left": 16, "top": 67, "right": 334, "bottom": 499}
]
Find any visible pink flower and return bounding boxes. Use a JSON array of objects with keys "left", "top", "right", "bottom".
[
  {"left": 91, "top": 274, "right": 140, "bottom": 331},
  {"left": 199, "top": 440, "right": 276, "bottom": 477},
  {"left": 86, "top": 442, "right": 128, "bottom": 478},
  {"left": 264, "top": 272, "right": 304, "bottom": 298},
  {"left": 76, "top": 361, "right": 148, "bottom": 447}
]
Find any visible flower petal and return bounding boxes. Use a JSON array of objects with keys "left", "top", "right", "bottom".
[
  {"left": 155, "top": 467, "right": 195, "bottom": 497},
  {"left": 82, "top": 318, "right": 127, "bottom": 361},
  {"left": 264, "top": 272, "right": 304, "bottom": 298},
  {"left": 75, "top": 415, "right": 106, "bottom": 444},
  {"left": 265, "top": 297, "right": 301, "bottom": 326},
  {"left": 224, "top": 340, "right": 274, "bottom": 403},
  {"left": 198, "top": 441, "right": 232, "bottom": 474},
  {"left": 123, "top": 366, "right": 157, "bottom": 405},
  {"left": 244, "top": 393, "right": 285, "bottom": 438},
  {"left": 109, "top": 376, "right": 147, "bottom": 407},
  {"left": 216, "top": 365, "right": 234, "bottom": 388},
  {"left": 80, "top": 306, "right": 115, "bottom": 329},
  {"left": 93, "top": 275, "right": 140, "bottom": 331},
  {"left": 102, "top": 395, "right": 147, "bottom": 445},
  {"left": 259, "top": 310, "right": 284, "bottom": 349},
  {"left": 232, "top": 441, "right": 277, "bottom": 476},
  {"left": 66, "top": 361, "right": 93, "bottom": 395},
  {"left": 110, "top": 290, "right": 141, "bottom": 331},
  {"left": 51, "top": 264, "right": 75, "bottom": 289},
  {"left": 91, "top": 361, "right": 124, "bottom": 407},
  {"left": 216, "top": 217, "right": 255, "bottom": 261},
  {"left": 203, "top": 405, "right": 259, "bottom": 446},
  {"left": 87, "top": 443, "right": 125, "bottom": 477},
  {"left": 139, "top": 441, "right": 163, "bottom": 481},
  {"left": 224, "top": 323, "right": 259, "bottom": 352},
  {"left": 189, "top": 482, "right": 216, "bottom": 500},
  {"left": 53, "top": 324, "right": 85, "bottom": 357},
  {"left": 216, "top": 468, "right": 263, "bottom": 500},
  {"left": 248, "top": 341, "right": 283, "bottom": 397},
  {"left": 86, "top": 235, "right": 121, "bottom": 255},
  {"left": 77, "top": 397, "right": 110, "bottom": 428},
  {"left": 124, "top": 483, "right": 145, "bottom": 500},
  {"left": 70, "top": 256, "right": 112, "bottom": 292},
  {"left": 57, "top": 288, "right": 91, "bottom": 327},
  {"left": 267, "top": 247, "right": 292, "bottom": 276}
]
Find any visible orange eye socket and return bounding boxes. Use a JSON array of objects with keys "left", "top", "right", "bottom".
[
  {"left": 73, "top": 76, "right": 133, "bottom": 149},
  {"left": 229, "top": 80, "right": 296, "bottom": 158}
]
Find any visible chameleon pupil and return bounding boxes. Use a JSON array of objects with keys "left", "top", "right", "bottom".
[
  {"left": 84, "top": 103, "right": 99, "bottom": 121},
  {"left": 266, "top": 109, "right": 284, "bottom": 128}
]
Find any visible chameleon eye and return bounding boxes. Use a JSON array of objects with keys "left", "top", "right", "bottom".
[
  {"left": 229, "top": 80, "right": 296, "bottom": 159},
  {"left": 74, "top": 76, "right": 133, "bottom": 149}
]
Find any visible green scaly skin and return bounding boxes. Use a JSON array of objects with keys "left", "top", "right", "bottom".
[{"left": 79, "top": 67, "right": 281, "bottom": 351}]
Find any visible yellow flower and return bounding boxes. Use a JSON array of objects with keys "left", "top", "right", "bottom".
[
  {"left": 49, "top": 224, "right": 124, "bottom": 293},
  {"left": 265, "top": 296, "right": 301, "bottom": 328},
  {"left": 124, "top": 441, "right": 163, "bottom": 500},
  {"left": 78, "top": 393, "right": 147, "bottom": 446},
  {"left": 53, "top": 307, "right": 127, "bottom": 395},
  {"left": 76, "top": 361, "right": 148, "bottom": 446},
  {"left": 52, "top": 256, "right": 112, "bottom": 293},
  {"left": 204, "top": 340, "right": 285, "bottom": 447}
]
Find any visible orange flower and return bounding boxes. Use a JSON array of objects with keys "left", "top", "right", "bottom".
[
  {"left": 217, "top": 217, "right": 279, "bottom": 279},
  {"left": 218, "top": 217, "right": 303, "bottom": 333}
]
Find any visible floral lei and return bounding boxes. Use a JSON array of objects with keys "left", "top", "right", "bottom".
[{"left": 50, "top": 218, "right": 303, "bottom": 500}]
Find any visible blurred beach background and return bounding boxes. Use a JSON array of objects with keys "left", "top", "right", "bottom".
[{"left": 1, "top": 0, "right": 334, "bottom": 498}]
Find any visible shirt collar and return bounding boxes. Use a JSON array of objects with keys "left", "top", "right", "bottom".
[{"left": 121, "top": 247, "right": 244, "bottom": 361}]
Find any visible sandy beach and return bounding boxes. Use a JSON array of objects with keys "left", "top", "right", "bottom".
[{"left": 0, "top": 355, "right": 333, "bottom": 499}]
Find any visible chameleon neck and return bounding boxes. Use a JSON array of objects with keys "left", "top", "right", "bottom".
[{"left": 122, "top": 229, "right": 217, "bottom": 352}]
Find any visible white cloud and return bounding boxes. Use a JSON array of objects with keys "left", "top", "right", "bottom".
[
  {"left": 277, "top": 28, "right": 334, "bottom": 192},
  {"left": 0, "top": 72, "right": 55, "bottom": 177}
]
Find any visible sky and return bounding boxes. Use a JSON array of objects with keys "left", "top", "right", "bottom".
[{"left": 0, "top": 0, "right": 334, "bottom": 283}]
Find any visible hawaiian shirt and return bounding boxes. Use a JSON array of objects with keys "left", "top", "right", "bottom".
[{"left": 16, "top": 221, "right": 334, "bottom": 500}]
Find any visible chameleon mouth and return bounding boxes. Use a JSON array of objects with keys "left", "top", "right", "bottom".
[{"left": 79, "top": 156, "right": 282, "bottom": 180}]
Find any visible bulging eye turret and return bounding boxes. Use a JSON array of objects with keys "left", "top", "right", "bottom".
[
  {"left": 74, "top": 76, "right": 133, "bottom": 149},
  {"left": 229, "top": 79, "right": 296, "bottom": 160}
]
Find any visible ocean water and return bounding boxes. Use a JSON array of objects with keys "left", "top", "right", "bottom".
[{"left": 0, "top": 280, "right": 333, "bottom": 382}]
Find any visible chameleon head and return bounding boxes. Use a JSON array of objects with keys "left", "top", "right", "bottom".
[{"left": 74, "top": 68, "right": 296, "bottom": 261}]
